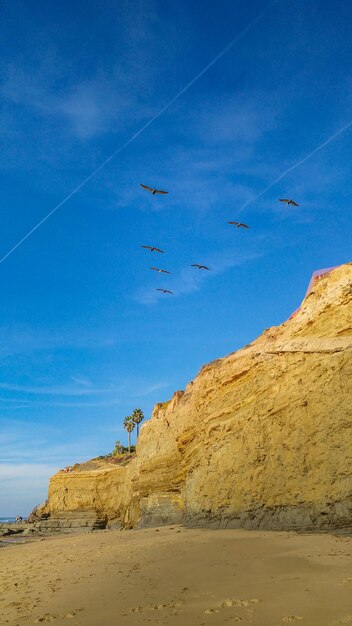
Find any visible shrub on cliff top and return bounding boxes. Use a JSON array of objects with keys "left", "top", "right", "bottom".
[
  {"left": 112, "top": 440, "right": 135, "bottom": 455},
  {"left": 113, "top": 440, "right": 124, "bottom": 455}
]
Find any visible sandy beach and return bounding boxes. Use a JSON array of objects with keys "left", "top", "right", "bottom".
[{"left": 1, "top": 526, "right": 352, "bottom": 626}]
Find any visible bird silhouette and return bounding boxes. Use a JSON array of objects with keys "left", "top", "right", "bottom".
[
  {"left": 141, "top": 245, "right": 164, "bottom": 253},
  {"left": 150, "top": 267, "right": 171, "bottom": 274},
  {"left": 156, "top": 289, "right": 174, "bottom": 294},
  {"left": 191, "top": 264, "right": 210, "bottom": 270},
  {"left": 279, "top": 198, "right": 299, "bottom": 207},
  {"left": 228, "top": 221, "right": 250, "bottom": 229},
  {"left": 140, "top": 184, "right": 168, "bottom": 195}
]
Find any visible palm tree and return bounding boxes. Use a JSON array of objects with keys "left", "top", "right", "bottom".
[
  {"left": 132, "top": 408, "right": 144, "bottom": 438},
  {"left": 123, "top": 416, "right": 135, "bottom": 453}
]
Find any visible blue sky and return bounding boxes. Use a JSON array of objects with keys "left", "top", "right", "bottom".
[{"left": 0, "top": 0, "right": 351, "bottom": 515}]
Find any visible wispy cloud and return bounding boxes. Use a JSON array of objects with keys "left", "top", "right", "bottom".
[
  {"left": 194, "top": 93, "right": 279, "bottom": 146},
  {"left": 0, "top": 462, "right": 60, "bottom": 481},
  {"left": 0, "top": 463, "right": 59, "bottom": 515},
  {"left": 1, "top": 65, "right": 143, "bottom": 141},
  {"left": 70, "top": 376, "right": 92, "bottom": 387},
  {"left": 0, "top": 416, "right": 113, "bottom": 513},
  {"left": 0, "top": 382, "right": 122, "bottom": 396},
  {"left": 0, "top": 417, "right": 123, "bottom": 515},
  {"left": 240, "top": 119, "right": 352, "bottom": 212},
  {"left": 0, "top": 419, "right": 107, "bottom": 465},
  {"left": 135, "top": 381, "right": 169, "bottom": 396},
  {"left": 0, "top": 324, "right": 118, "bottom": 358},
  {"left": 53, "top": 80, "right": 130, "bottom": 140},
  {"left": 0, "top": 379, "right": 169, "bottom": 409}
]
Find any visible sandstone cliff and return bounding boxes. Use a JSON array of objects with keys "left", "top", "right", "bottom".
[{"left": 41, "top": 263, "right": 352, "bottom": 531}]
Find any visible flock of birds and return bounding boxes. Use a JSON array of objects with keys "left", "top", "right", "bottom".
[{"left": 139, "top": 183, "right": 299, "bottom": 295}]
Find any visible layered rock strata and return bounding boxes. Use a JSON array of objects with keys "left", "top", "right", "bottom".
[
  {"left": 0, "top": 522, "right": 36, "bottom": 538},
  {"left": 34, "top": 511, "right": 107, "bottom": 533},
  {"left": 39, "top": 264, "right": 352, "bottom": 531}
]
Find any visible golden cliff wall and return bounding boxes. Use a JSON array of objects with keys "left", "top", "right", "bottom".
[
  {"left": 45, "top": 467, "right": 131, "bottom": 522},
  {"left": 43, "top": 264, "right": 352, "bottom": 530}
]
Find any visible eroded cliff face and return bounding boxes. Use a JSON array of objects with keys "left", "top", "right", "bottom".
[{"left": 43, "top": 264, "right": 352, "bottom": 530}]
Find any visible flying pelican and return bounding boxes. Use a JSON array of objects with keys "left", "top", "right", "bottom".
[
  {"left": 150, "top": 267, "right": 171, "bottom": 274},
  {"left": 140, "top": 184, "right": 168, "bottom": 195},
  {"left": 141, "top": 245, "right": 164, "bottom": 253},
  {"left": 279, "top": 198, "right": 299, "bottom": 207},
  {"left": 191, "top": 264, "right": 210, "bottom": 270},
  {"left": 228, "top": 221, "right": 250, "bottom": 229},
  {"left": 156, "top": 289, "right": 174, "bottom": 294}
]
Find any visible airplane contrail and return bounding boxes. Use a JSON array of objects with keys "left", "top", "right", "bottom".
[
  {"left": 240, "top": 119, "right": 352, "bottom": 211},
  {"left": 0, "top": 0, "right": 280, "bottom": 266}
]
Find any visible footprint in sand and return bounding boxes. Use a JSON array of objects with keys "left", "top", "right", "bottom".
[
  {"left": 222, "top": 598, "right": 260, "bottom": 608},
  {"left": 35, "top": 608, "right": 83, "bottom": 622},
  {"left": 204, "top": 598, "right": 261, "bottom": 614},
  {"left": 129, "top": 601, "right": 182, "bottom": 614},
  {"left": 205, "top": 611, "right": 244, "bottom": 622},
  {"left": 161, "top": 602, "right": 180, "bottom": 611}
]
